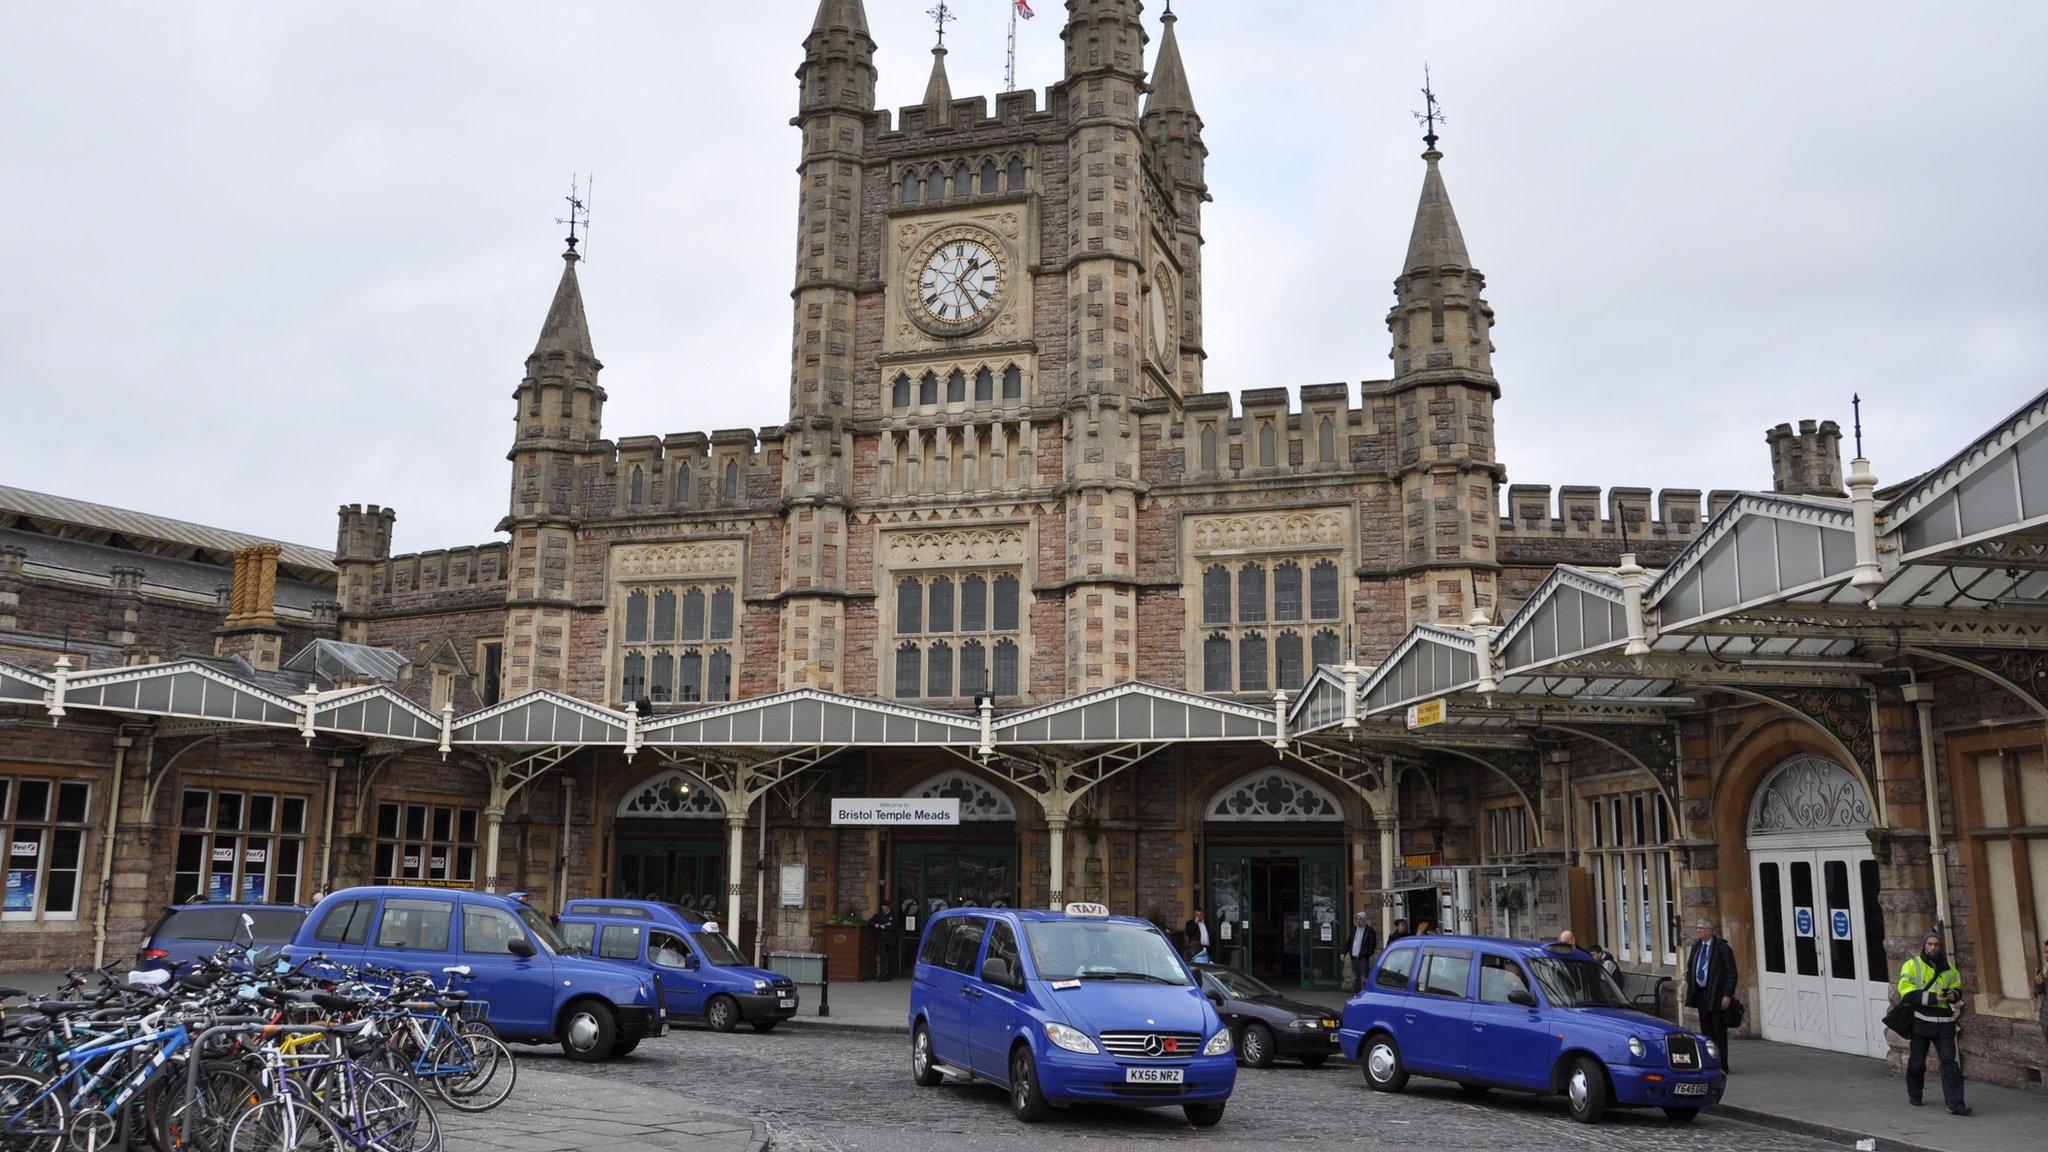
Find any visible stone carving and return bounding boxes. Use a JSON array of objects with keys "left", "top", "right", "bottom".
[
  {"left": 619, "top": 769, "right": 726, "bottom": 818},
  {"left": 884, "top": 526, "right": 1027, "bottom": 566},
  {"left": 612, "top": 541, "right": 743, "bottom": 580},
  {"left": 1748, "top": 755, "right": 1873, "bottom": 836},
  {"left": 907, "top": 769, "right": 1016, "bottom": 821},
  {"left": 1190, "top": 510, "right": 1347, "bottom": 554},
  {"left": 1207, "top": 769, "right": 1342, "bottom": 822}
]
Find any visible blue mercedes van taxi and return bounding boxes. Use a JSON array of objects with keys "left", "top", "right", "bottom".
[
  {"left": 1340, "top": 935, "right": 1725, "bottom": 1123},
  {"left": 287, "top": 887, "right": 665, "bottom": 1061},
  {"left": 909, "top": 903, "right": 1236, "bottom": 1126},
  {"left": 559, "top": 899, "right": 799, "bottom": 1032}
]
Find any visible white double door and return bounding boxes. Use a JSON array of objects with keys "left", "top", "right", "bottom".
[{"left": 1748, "top": 839, "right": 1892, "bottom": 1058}]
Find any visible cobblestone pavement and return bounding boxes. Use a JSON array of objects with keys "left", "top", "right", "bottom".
[
  {"left": 544, "top": 1029, "right": 1847, "bottom": 1152},
  {"left": 440, "top": 1062, "right": 762, "bottom": 1152}
]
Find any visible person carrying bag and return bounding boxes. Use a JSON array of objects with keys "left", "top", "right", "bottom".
[{"left": 1895, "top": 931, "right": 1969, "bottom": 1116}]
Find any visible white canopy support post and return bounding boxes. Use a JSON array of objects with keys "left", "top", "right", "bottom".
[
  {"left": 1616, "top": 552, "right": 1652, "bottom": 659},
  {"left": 978, "top": 695, "right": 995, "bottom": 759},
  {"left": 1468, "top": 610, "right": 1498, "bottom": 696},
  {"left": 1341, "top": 664, "right": 1361, "bottom": 732},
  {"left": 1847, "top": 455, "right": 1884, "bottom": 599},
  {"left": 297, "top": 684, "right": 319, "bottom": 745},
  {"left": 725, "top": 808, "right": 748, "bottom": 937},
  {"left": 1377, "top": 812, "right": 1400, "bottom": 939},
  {"left": 1271, "top": 689, "right": 1290, "bottom": 751},
  {"left": 1045, "top": 805, "right": 1070, "bottom": 909},
  {"left": 482, "top": 772, "right": 509, "bottom": 895},
  {"left": 623, "top": 699, "right": 641, "bottom": 762},
  {"left": 438, "top": 701, "right": 454, "bottom": 759},
  {"left": 558, "top": 774, "right": 574, "bottom": 906},
  {"left": 47, "top": 655, "right": 69, "bottom": 724}
]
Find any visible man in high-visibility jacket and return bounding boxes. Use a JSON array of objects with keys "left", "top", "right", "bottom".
[{"left": 1896, "top": 932, "right": 1969, "bottom": 1116}]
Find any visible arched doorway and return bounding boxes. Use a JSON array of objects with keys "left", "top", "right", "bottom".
[
  {"left": 888, "top": 769, "right": 1019, "bottom": 919},
  {"left": 613, "top": 768, "right": 726, "bottom": 915},
  {"left": 1745, "top": 754, "right": 1891, "bottom": 1058},
  {"left": 1201, "top": 768, "right": 1346, "bottom": 990}
]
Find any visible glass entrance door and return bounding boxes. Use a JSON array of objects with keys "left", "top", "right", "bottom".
[
  {"left": 1751, "top": 846, "right": 1891, "bottom": 1057},
  {"left": 894, "top": 842, "right": 1017, "bottom": 918},
  {"left": 1205, "top": 845, "right": 1343, "bottom": 990},
  {"left": 616, "top": 838, "right": 724, "bottom": 915}
]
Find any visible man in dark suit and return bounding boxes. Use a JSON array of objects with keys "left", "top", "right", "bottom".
[
  {"left": 1183, "top": 908, "right": 1212, "bottom": 960},
  {"left": 1346, "top": 911, "right": 1380, "bottom": 992},
  {"left": 1685, "top": 917, "right": 1740, "bottom": 1073}
]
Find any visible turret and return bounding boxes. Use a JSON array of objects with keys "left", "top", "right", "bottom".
[
  {"left": 508, "top": 246, "right": 606, "bottom": 523},
  {"left": 797, "top": 0, "right": 876, "bottom": 117},
  {"left": 1142, "top": 3, "right": 1207, "bottom": 392},
  {"left": 1767, "top": 420, "right": 1845, "bottom": 497},
  {"left": 334, "top": 503, "right": 396, "bottom": 641},
  {"left": 1386, "top": 114, "right": 1503, "bottom": 627}
]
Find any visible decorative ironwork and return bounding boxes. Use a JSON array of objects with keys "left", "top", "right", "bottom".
[
  {"left": 907, "top": 768, "right": 1016, "bottom": 821},
  {"left": 620, "top": 769, "right": 724, "bottom": 818},
  {"left": 1547, "top": 722, "right": 1680, "bottom": 806},
  {"left": 1743, "top": 686, "right": 1876, "bottom": 788},
  {"left": 1207, "top": 769, "right": 1342, "bottom": 822},
  {"left": 1748, "top": 754, "right": 1873, "bottom": 835},
  {"left": 1938, "top": 647, "right": 2048, "bottom": 717}
]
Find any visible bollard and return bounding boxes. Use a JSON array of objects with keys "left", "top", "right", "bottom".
[{"left": 819, "top": 968, "right": 831, "bottom": 1017}]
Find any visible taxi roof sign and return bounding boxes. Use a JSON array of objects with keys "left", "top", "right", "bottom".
[
  {"left": 1063, "top": 902, "right": 1110, "bottom": 918},
  {"left": 703, "top": 921, "right": 722, "bottom": 934}
]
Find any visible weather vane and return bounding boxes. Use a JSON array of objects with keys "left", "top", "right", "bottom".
[
  {"left": 1414, "top": 65, "right": 1445, "bottom": 151},
  {"left": 928, "top": 1, "right": 955, "bottom": 46},
  {"left": 1852, "top": 392, "right": 1865, "bottom": 458},
  {"left": 556, "top": 175, "right": 593, "bottom": 257}
]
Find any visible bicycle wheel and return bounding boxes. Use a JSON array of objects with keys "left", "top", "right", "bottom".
[
  {"left": 427, "top": 1032, "right": 515, "bottom": 1112},
  {"left": 148, "top": 1060, "right": 268, "bottom": 1152},
  {"left": 227, "top": 1097, "right": 342, "bottom": 1152},
  {"left": 359, "top": 1074, "right": 439, "bottom": 1152},
  {"left": 0, "top": 1066, "right": 67, "bottom": 1152}
]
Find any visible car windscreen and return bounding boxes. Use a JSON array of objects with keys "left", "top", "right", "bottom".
[
  {"left": 514, "top": 905, "right": 568, "bottom": 955},
  {"left": 157, "top": 907, "right": 305, "bottom": 944},
  {"left": 1205, "top": 966, "right": 1279, "bottom": 1000},
  {"left": 1530, "top": 956, "right": 1631, "bottom": 1008},
  {"left": 1024, "top": 920, "right": 1190, "bottom": 985},
  {"left": 693, "top": 930, "right": 746, "bottom": 967}
]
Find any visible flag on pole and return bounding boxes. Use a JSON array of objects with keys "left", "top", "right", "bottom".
[{"left": 1015, "top": 0, "right": 1034, "bottom": 18}]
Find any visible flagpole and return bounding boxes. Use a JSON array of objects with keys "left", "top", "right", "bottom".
[{"left": 1005, "top": 0, "right": 1018, "bottom": 91}]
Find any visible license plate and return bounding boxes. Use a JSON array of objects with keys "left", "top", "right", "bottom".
[
  {"left": 778, "top": 998, "right": 796, "bottom": 1009},
  {"left": 1330, "top": 1033, "right": 1342, "bottom": 1045},
  {"left": 1674, "top": 1082, "right": 1709, "bottom": 1097},
  {"left": 1124, "top": 1068, "right": 1184, "bottom": 1084}
]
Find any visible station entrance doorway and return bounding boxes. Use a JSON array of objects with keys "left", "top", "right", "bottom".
[
  {"left": 611, "top": 768, "right": 727, "bottom": 917},
  {"left": 1204, "top": 846, "right": 1345, "bottom": 988}
]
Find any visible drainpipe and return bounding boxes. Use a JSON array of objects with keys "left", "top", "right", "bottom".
[
  {"left": 1899, "top": 678, "right": 1951, "bottom": 936},
  {"left": 754, "top": 796, "right": 768, "bottom": 967},
  {"left": 318, "top": 755, "right": 342, "bottom": 893},
  {"left": 558, "top": 775, "right": 573, "bottom": 905},
  {"left": 91, "top": 734, "right": 133, "bottom": 969}
]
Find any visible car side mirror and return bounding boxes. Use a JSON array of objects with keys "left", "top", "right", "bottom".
[
  {"left": 982, "top": 957, "right": 1015, "bottom": 987},
  {"left": 507, "top": 936, "right": 537, "bottom": 959},
  {"left": 684, "top": 951, "right": 700, "bottom": 968},
  {"left": 1508, "top": 987, "right": 1537, "bottom": 1008},
  {"left": 1204, "top": 988, "right": 1225, "bottom": 1005}
]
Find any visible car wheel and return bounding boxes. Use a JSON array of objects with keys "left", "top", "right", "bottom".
[
  {"left": 1237, "top": 1023, "right": 1276, "bottom": 1068},
  {"left": 1363, "top": 1033, "right": 1408, "bottom": 1093},
  {"left": 750, "top": 1021, "right": 779, "bottom": 1034},
  {"left": 910, "top": 1023, "right": 943, "bottom": 1087},
  {"left": 1662, "top": 1106, "right": 1700, "bottom": 1123},
  {"left": 705, "top": 995, "right": 741, "bottom": 1033},
  {"left": 1183, "top": 1103, "right": 1225, "bottom": 1127},
  {"left": 1566, "top": 1056, "right": 1609, "bottom": 1124},
  {"left": 609, "top": 1036, "right": 640, "bottom": 1059},
  {"left": 559, "top": 999, "right": 617, "bottom": 1063},
  {"left": 1300, "top": 1053, "right": 1328, "bottom": 1069},
  {"left": 1009, "top": 1046, "right": 1050, "bottom": 1123}
]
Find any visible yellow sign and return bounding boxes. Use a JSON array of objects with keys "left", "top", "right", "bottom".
[
  {"left": 1406, "top": 699, "right": 1446, "bottom": 729},
  {"left": 1402, "top": 852, "right": 1440, "bottom": 869}
]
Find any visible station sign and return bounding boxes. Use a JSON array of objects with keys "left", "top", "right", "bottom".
[
  {"left": 1406, "top": 700, "right": 1446, "bottom": 729},
  {"left": 830, "top": 797, "right": 960, "bottom": 826}
]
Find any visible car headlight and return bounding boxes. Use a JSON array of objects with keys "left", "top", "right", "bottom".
[
  {"left": 1045, "top": 1022, "right": 1098, "bottom": 1054},
  {"left": 1627, "top": 1035, "right": 1646, "bottom": 1059},
  {"left": 754, "top": 978, "right": 770, "bottom": 992},
  {"left": 1288, "top": 1019, "right": 1315, "bottom": 1030},
  {"left": 1703, "top": 1038, "right": 1719, "bottom": 1061},
  {"left": 1202, "top": 1030, "right": 1234, "bottom": 1057}
]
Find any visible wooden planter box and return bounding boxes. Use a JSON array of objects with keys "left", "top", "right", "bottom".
[{"left": 819, "top": 924, "right": 877, "bottom": 982}]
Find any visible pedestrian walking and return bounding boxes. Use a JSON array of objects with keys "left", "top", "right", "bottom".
[
  {"left": 1388, "top": 917, "right": 1410, "bottom": 944},
  {"left": 1346, "top": 911, "right": 1379, "bottom": 992},
  {"left": 1557, "top": 929, "right": 1578, "bottom": 949},
  {"left": 2032, "top": 939, "right": 2047, "bottom": 1053},
  {"left": 1183, "top": 907, "right": 1211, "bottom": 962},
  {"left": 1590, "top": 943, "right": 1620, "bottom": 980},
  {"left": 1898, "top": 932, "right": 1969, "bottom": 1115},
  {"left": 1685, "top": 918, "right": 1739, "bottom": 1074}
]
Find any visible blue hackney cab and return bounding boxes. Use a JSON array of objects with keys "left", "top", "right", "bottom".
[
  {"left": 909, "top": 903, "right": 1236, "bottom": 1127},
  {"left": 1342, "top": 936, "right": 1725, "bottom": 1124},
  {"left": 558, "top": 899, "right": 799, "bottom": 1032}
]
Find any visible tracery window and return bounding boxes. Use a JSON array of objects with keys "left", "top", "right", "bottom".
[
  {"left": 619, "top": 581, "right": 739, "bottom": 705},
  {"left": 1197, "top": 558, "right": 1343, "bottom": 694},
  {"left": 895, "top": 570, "right": 1023, "bottom": 700}
]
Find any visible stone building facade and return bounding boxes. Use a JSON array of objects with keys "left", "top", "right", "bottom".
[{"left": 3, "top": 1, "right": 2045, "bottom": 1092}]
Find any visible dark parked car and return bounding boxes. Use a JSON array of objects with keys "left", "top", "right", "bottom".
[
  {"left": 1194, "top": 964, "right": 1342, "bottom": 1068},
  {"left": 134, "top": 902, "right": 310, "bottom": 980}
]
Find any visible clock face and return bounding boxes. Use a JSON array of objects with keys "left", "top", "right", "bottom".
[
  {"left": 914, "top": 237, "right": 1003, "bottom": 332},
  {"left": 1149, "top": 268, "right": 1174, "bottom": 365}
]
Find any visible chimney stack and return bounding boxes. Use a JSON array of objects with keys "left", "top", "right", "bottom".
[{"left": 215, "top": 544, "right": 286, "bottom": 671}]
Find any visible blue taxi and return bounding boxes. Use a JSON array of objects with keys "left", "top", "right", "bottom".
[
  {"left": 908, "top": 903, "right": 1236, "bottom": 1126},
  {"left": 1340, "top": 936, "right": 1724, "bottom": 1124},
  {"left": 559, "top": 900, "right": 799, "bottom": 1032}
]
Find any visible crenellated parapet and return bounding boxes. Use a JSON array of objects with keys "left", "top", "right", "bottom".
[
  {"left": 1150, "top": 382, "right": 1385, "bottom": 482},
  {"left": 1497, "top": 485, "right": 1706, "bottom": 566},
  {"left": 365, "top": 543, "right": 510, "bottom": 602},
  {"left": 871, "top": 87, "right": 1062, "bottom": 151},
  {"left": 605, "top": 426, "right": 786, "bottom": 516}
]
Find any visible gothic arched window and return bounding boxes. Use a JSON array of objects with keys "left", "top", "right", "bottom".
[
  {"left": 992, "top": 573, "right": 1021, "bottom": 630},
  {"left": 992, "top": 639, "right": 1020, "bottom": 696},
  {"left": 960, "top": 573, "right": 987, "bottom": 631},
  {"left": 706, "top": 648, "right": 733, "bottom": 702},
  {"left": 1275, "top": 630, "right": 1305, "bottom": 691},
  {"left": 681, "top": 587, "right": 706, "bottom": 641},
  {"left": 624, "top": 590, "right": 649, "bottom": 643},
  {"left": 891, "top": 374, "right": 911, "bottom": 408},
  {"left": 947, "top": 369, "right": 967, "bottom": 404},
  {"left": 652, "top": 589, "right": 677, "bottom": 642},
  {"left": 1238, "top": 563, "right": 1267, "bottom": 623},
  {"left": 974, "top": 366, "right": 993, "bottom": 402},
  {"left": 1201, "top": 564, "right": 1230, "bottom": 626},
  {"left": 897, "top": 578, "right": 923, "bottom": 635},
  {"left": 1006, "top": 155, "right": 1026, "bottom": 191},
  {"left": 1258, "top": 422, "right": 1277, "bottom": 468},
  {"left": 925, "top": 168, "right": 946, "bottom": 201},
  {"left": 901, "top": 170, "right": 920, "bottom": 203},
  {"left": 959, "top": 639, "right": 987, "bottom": 696},
  {"left": 952, "top": 162, "right": 971, "bottom": 197},
  {"left": 629, "top": 466, "right": 645, "bottom": 507},
  {"left": 1311, "top": 628, "right": 1341, "bottom": 670},
  {"left": 648, "top": 650, "right": 674, "bottom": 702},
  {"left": 676, "top": 649, "right": 703, "bottom": 703},
  {"left": 709, "top": 586, "right": 734, "bottom": 640},
  {"left": 1203, "top": 633, "right": 1232, "bottom": 692},
  {"left": 1274, "top": 561, "right": 1303, "bottom": 621},
  {"left": 1199, "top": 424, "right": 1217, "bottom": 472},
  {"left": 621, "top": 652, "right": 646, "bottom": 701},
  {"left": 673, "top": 467, "right": 690, "bottom": 505},
  {"left": 980, "top": 160, "right": 999, "bottom": 193},
  {"left": 1310, "top": 559, "right": 1341, "bottom": 620},
  {"left": 1001, "top": 364, "right": 1022, "bottom": 399},
  {"left": 919, "top": 371, "right": 939, "bottom": 406},
  {"left": 1239, "top": 632, "right": 1269, "bottom": 692},
  {"left": 722, "top": 460, "right": 740, "bottom": 503},
  {"left": 927, "top": 641, "right": 954, "bottom": 697},
  {"left": 1318, "top": 417, "right": 1336, "bottom": 463},
  {"left": 928, "top": 576, "right": 955, "bottom": 633},
  {"left": 895, "top": 643, "right": 922, "bottom": 699}
]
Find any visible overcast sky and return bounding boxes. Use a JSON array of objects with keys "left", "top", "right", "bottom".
[{"left": 3, "top": 1, "right": 2043, "bottom": 554}]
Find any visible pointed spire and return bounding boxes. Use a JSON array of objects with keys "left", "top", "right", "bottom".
[
  {"left": 1404, "top": 149, "right": 1470, "bottom": 274},
  {"left": 532, "top": 249, "right": 595, "bottom": 361},
  {"left": 809, "top": 0, "right": 869, "bottom": 37},
  {"left": 1144, "top": 4, "right": 1196, "bottom": 119},
  {"left": 924, "top": 44, "right": 953, "bottom": 114}
]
